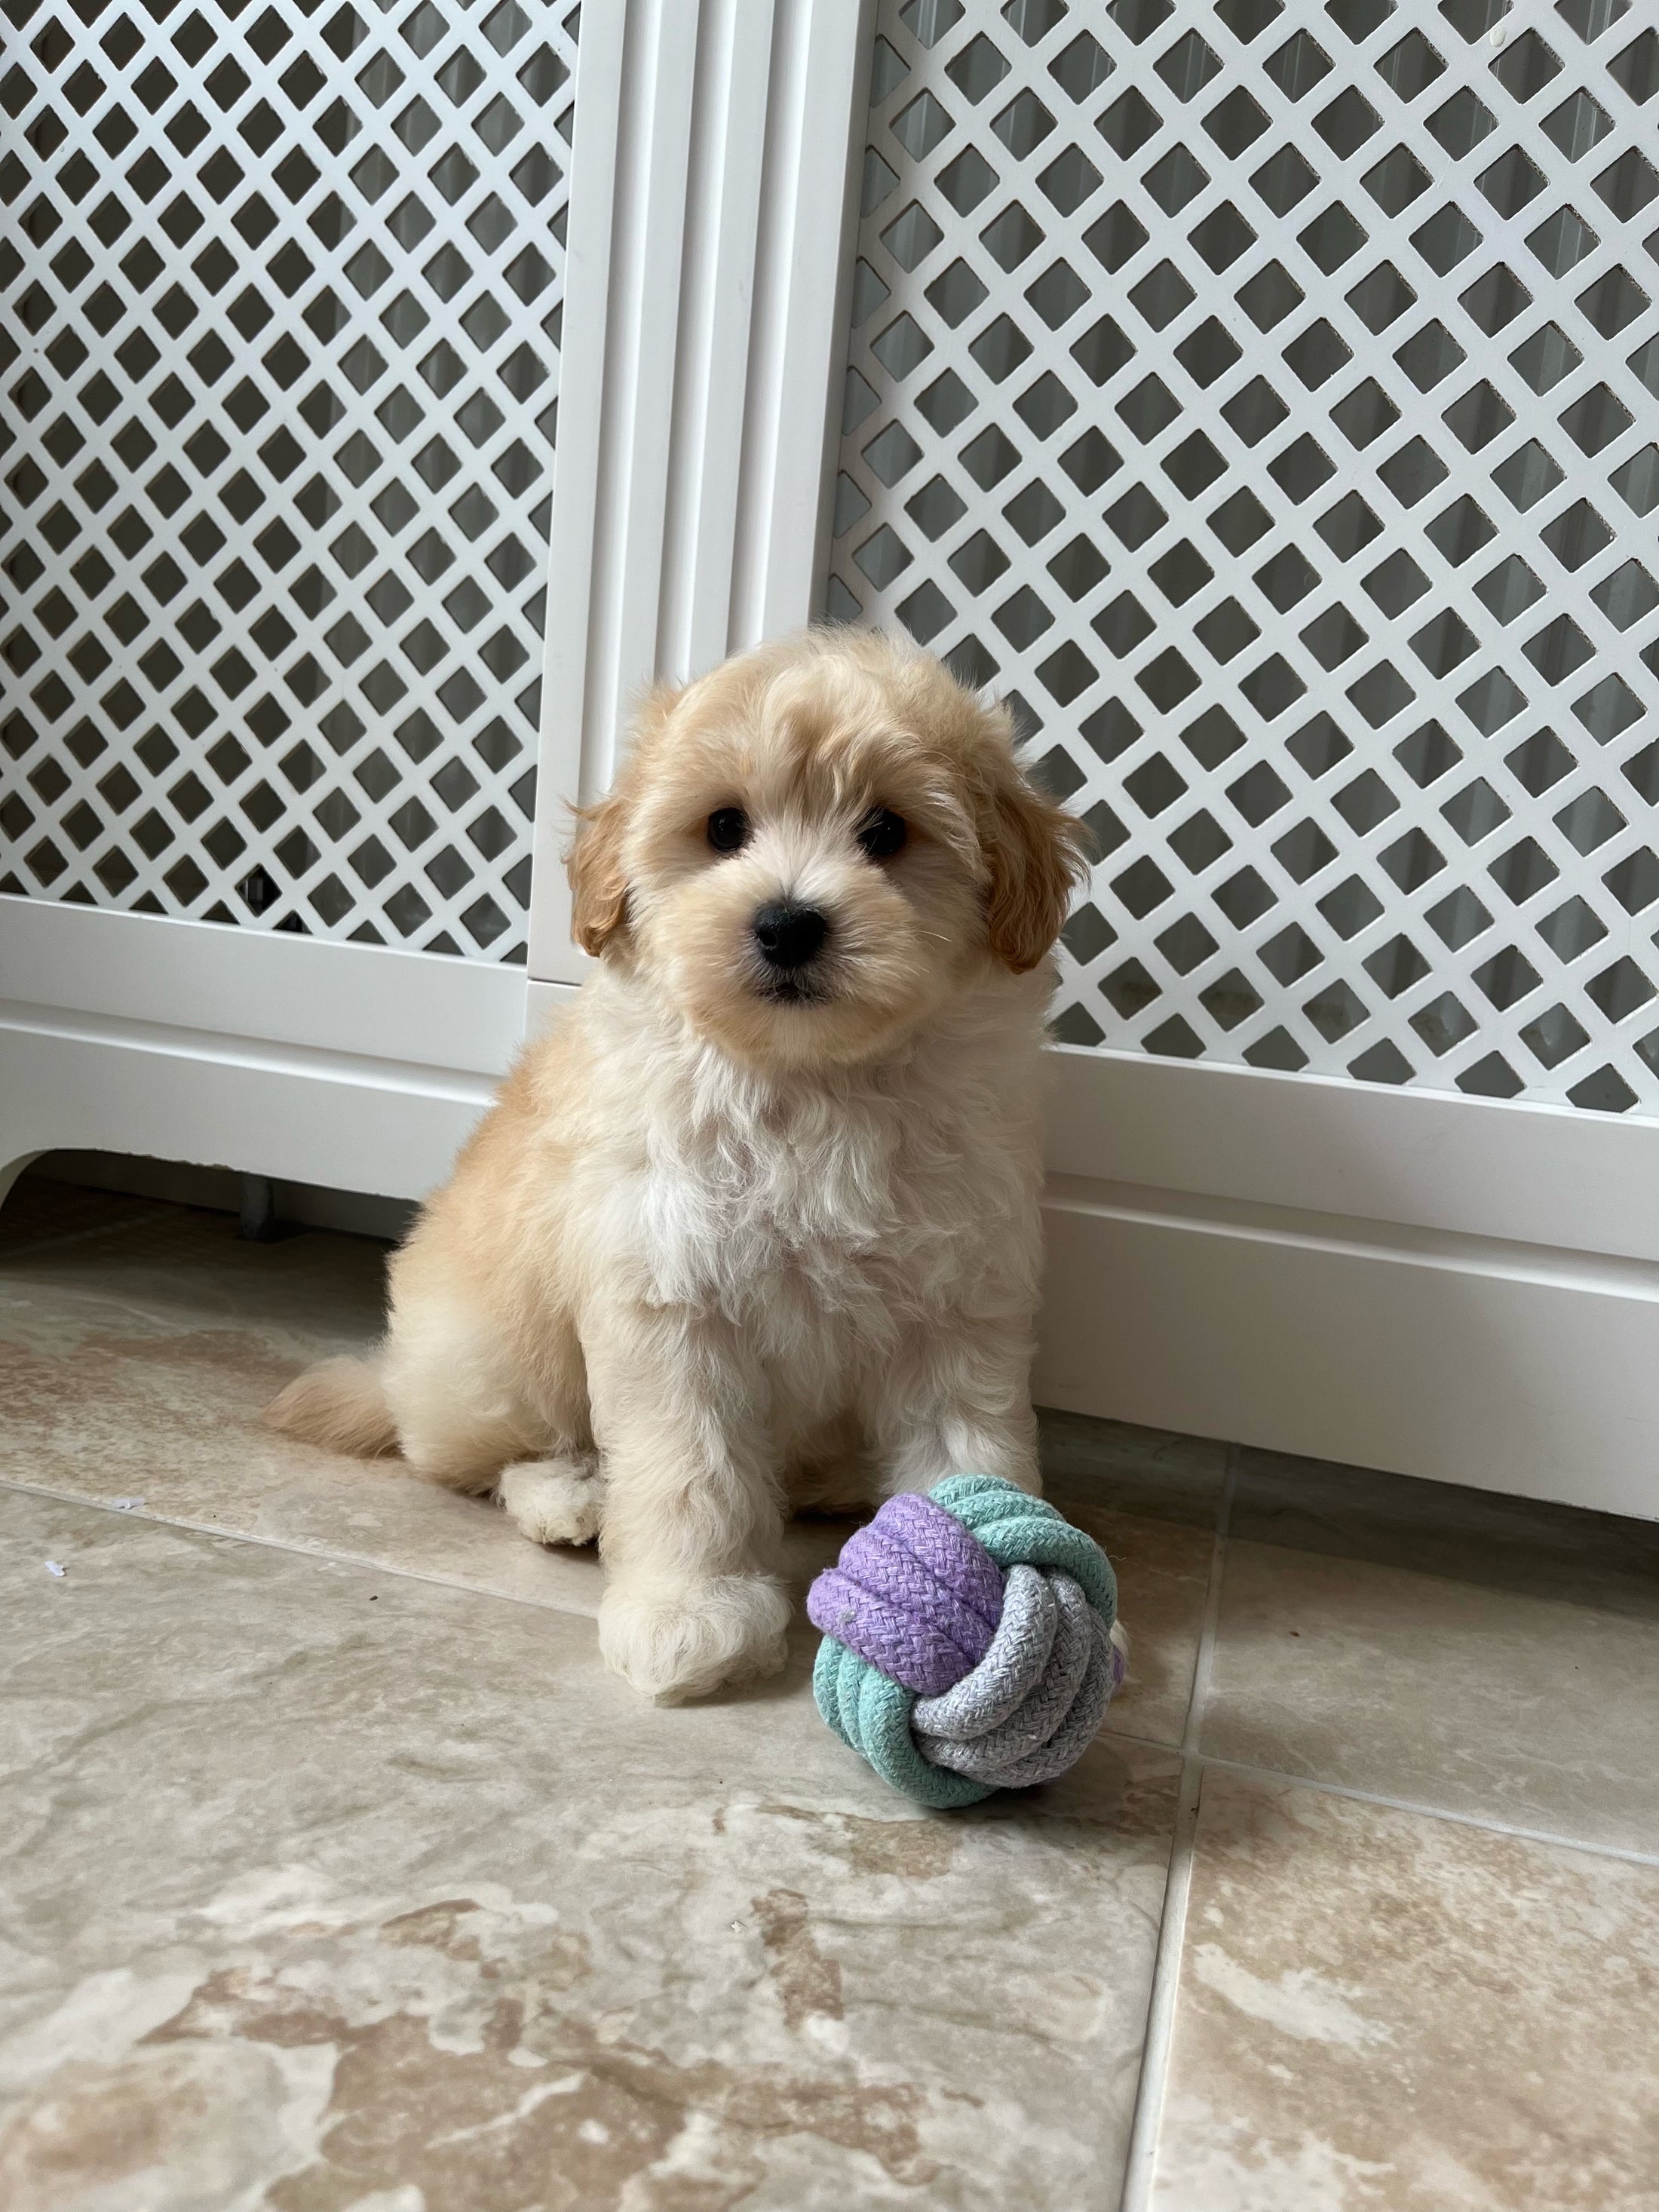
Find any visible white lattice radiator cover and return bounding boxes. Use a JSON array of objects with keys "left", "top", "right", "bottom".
[
  {"left": 830, "top": 0, "right": 1659, "bottom": 1115},
  {"left": 2, "top": 0, "right": 576, "bottom": 961}
]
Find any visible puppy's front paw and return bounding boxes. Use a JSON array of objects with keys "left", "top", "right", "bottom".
[
  {"left": 498, "top": 1456, "right": 604, "bottom": 1548},
  {"left": 599, "top": 1575, "right": 790, "bottom": 1703}
]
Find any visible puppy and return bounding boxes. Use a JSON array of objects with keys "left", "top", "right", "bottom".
[{"left": 268, "top": 628, "right": 1091, "bottom": 1701}]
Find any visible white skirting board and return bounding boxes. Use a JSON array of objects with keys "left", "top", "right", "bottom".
[
  {"left": 0, "top": 1004, "right": 492, "bottom": 1212},
  {"left": 5, "top": 901, "right": 1657, "bottom": 1518},
  {"left": 1036, "top": 1181, "right": 1659, "bottom": 1523},
  {"left": 0, "top": 899, "right": 520, "bottom": 1210}
]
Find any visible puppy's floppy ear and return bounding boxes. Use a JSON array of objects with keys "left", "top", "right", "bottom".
[
  {"left": 566, "top": 790, "right": 630, "bottom": 956},
  {"left": 565, "top": 682, "right": 679, "bottom": 958},
  {"left": 977, "top": 727, "right": 1094, "bottom": 974}
]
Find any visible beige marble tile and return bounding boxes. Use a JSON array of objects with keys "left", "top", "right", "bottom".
[
  {"left": 1231, "top": 1446, "right": 1659, "bottom": 1615},
  {"left": 1038, "top": 1407, "right": 1229, "bottom": 1529},
  {"left": 1151, "top": 1770, "right": 1659, "bottom": 2212},
  {"left": 0, "top": 1489, "right": 1179, "bottom": 2211},
  {"left": 0, "top": 1183, "right": 1218, "bottom": 1747},
  {"left": 1084, "top": 1510, "right": 1214, "bottom": 1753},
  {"left": 0, "top": 1174, "right": 163, "bottom": 1256},
  {"left": 0, "top": 1198, "right": 612, "bottom": 1618},
  {"left": 0, "top": 1184, "right": 394, "bottom": 1349},
  {"left": 0, "top": 1186, "right": 859, "bottom": 1621},
  {"left": 1202, "top": 1452, "right": 1659, "bottom": 1852},
  {"left": 1040, "top": 1416, "right": 1221, "bottom": 1751}
]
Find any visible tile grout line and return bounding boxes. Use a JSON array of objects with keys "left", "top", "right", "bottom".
[
  {"left": 1099, "top": 1717, "right": 1659, "bottom": 1873},
  {"left": 1191, "top": 1753, "right": 1659, "bottom": 1873},
  {"left": 0, "top": 1474, "right": 609, "bottom": 1628},
  {"left": 1118, "top": 1445, "right": 1238, "bottom": 2212}
]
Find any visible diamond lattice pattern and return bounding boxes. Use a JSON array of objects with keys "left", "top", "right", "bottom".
[
  {"left": 2, "top": 0, "right": 576, "bottom": 959},
  {"left": 830, "top": 0, "right": 1659, "bottom": 1114}
]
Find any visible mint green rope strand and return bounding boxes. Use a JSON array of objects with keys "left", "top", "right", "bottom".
[
  {"left": 932, "top": 1474, "right": 1117, "bottom": 1624},
  {"left": 812, "top": 1637, "right": 994, "bottom": 1809}
]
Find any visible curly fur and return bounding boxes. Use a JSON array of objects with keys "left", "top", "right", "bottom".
[{"left": 268, "top": 628, "right": 1091, "bottom": 1701}]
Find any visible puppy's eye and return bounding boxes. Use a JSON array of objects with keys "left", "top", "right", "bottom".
[
  {"left": 857, "top": 807, "right": 907, "bottom": 861},
  {"left": 706, "top": 807, "right": 750, "bottom": 854}
]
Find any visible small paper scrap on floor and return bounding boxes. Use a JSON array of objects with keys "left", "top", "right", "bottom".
[
  {"left": 45, "top": 1561, "right": 66, "bottom": 1578},
  {"left": 110, "top": 1499, "right": 144, "bottom": 1511}
]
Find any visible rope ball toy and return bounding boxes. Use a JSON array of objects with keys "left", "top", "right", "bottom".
[{"left": 807, "top": 1474, "right": 1124, "bottom": 1808}]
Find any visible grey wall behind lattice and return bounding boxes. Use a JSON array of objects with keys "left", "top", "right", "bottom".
[
  {"left": 830, "top": 0, "right": 1659, "bottom": 1115},
  {"left": 2, "top": 0, "right": 577, "bottom": 962}
]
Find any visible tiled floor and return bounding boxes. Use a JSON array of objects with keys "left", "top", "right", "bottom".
[{"left": 1, "top": 1177, "right": 1655, "bottom": 2210}]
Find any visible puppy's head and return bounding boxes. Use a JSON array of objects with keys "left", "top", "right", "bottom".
[{"left": 567, "top": 630, "right": 1091, "bottom": 1069}]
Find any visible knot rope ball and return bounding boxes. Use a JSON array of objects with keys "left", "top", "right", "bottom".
[{"left": 808, "top": 1475, "right": 1124, "bottom": 1807}]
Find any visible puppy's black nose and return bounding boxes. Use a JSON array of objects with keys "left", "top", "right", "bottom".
[{"left": 753, "top": 900, "right": 828, "bottom": 970}]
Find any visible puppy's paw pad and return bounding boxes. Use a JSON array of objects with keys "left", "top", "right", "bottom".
[
  {"left": 498, "top": 1459, "right": 604, "bottom": 1548},
  {"left": 600, "top": 1578, "right": 790, "bottom": 1703}
]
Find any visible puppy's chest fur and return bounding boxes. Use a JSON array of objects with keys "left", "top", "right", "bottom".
[{"left": 596, "top": 995, "right": 1044, "bottom": 1358}]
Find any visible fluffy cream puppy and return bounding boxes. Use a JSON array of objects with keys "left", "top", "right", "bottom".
[{"left": 268, "top": 627, "right": 1090, "bottom": 1701}]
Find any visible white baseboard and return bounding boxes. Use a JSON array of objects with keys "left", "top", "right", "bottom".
[
  {"left": 1, "top": 1001, "right": 490, "bottom": 1204},
  {"left": 1047, "top": 1042, "right": 1659, "bottom": 1266},
  {"left": 1037, "top": 1178, "right": 1659, "bottom": 1521},
  {"left": 0, "top": 901, "right": 530, "bottom": 1207}
]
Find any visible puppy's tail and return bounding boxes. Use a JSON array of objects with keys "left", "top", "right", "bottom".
[{"left": 265, "top": 1355, "right": 397, "bottom": 1458}]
